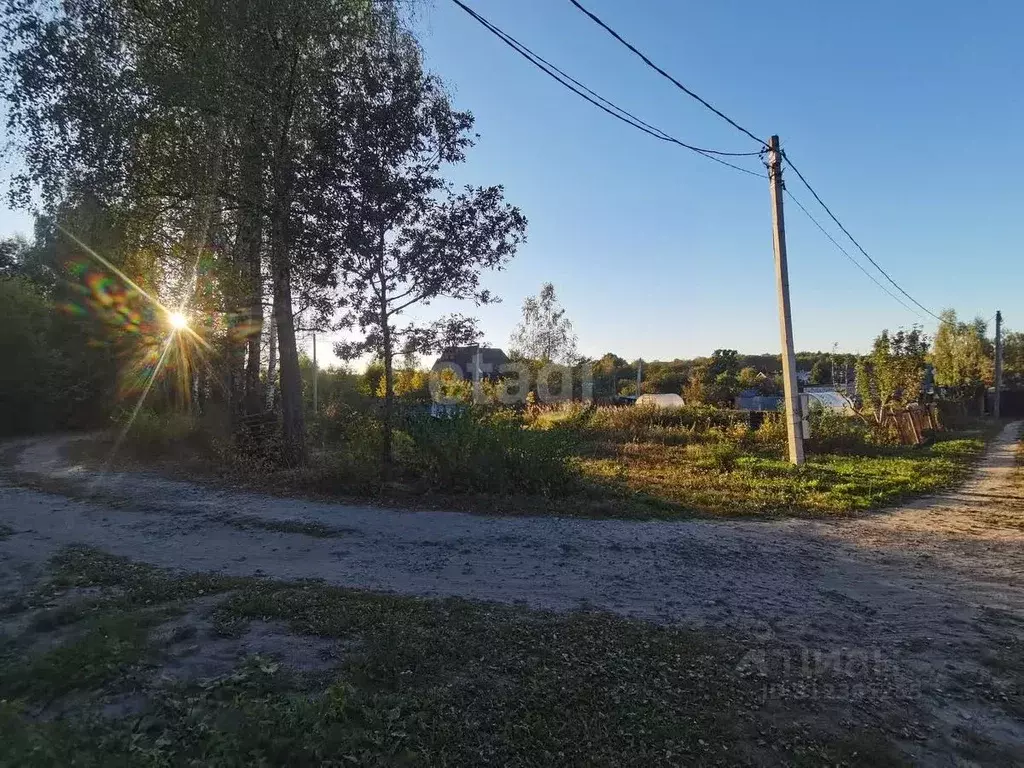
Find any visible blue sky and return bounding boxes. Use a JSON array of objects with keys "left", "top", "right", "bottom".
[{"left": 3, "top": 0, "right": 1021, "bottom": 364}]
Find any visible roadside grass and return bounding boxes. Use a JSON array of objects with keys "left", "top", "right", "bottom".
[
  {"left": 0, "top": 547, "right": 913, "bottom": 767},
  {"left": 0, "top": 610, "right": 159, "bottom": 701},
  {"left": 580, "top": 434, "right": 989, "bottom": 517},
  {"left": 56, "top": 416, "right": 997, "bottom": 520}
]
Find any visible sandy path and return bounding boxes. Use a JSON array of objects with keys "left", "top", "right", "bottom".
[{"left": 2, "top": 424, "right": 1023, "bottom": 755}]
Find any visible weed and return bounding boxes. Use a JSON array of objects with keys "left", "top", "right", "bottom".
[{"left": 403, "top": 408, "right": 579, "bottom": 496}]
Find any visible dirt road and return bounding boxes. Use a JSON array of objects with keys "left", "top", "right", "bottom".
[{"left": 2, "top": 424, "right": 1023, "bottom": 759}]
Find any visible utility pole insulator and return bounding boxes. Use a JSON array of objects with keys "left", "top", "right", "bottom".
[{"left": 767, "top": 135, "right": 806, "bottom": 465}]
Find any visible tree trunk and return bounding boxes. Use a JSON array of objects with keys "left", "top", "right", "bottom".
[
  {"left": 239, "top": 141, "right": 265, "bottom": 416},
  {"left": 381, "top": 316, "right": 394, "bottom": 466},
  {"left": 270, "top": 203, "right": 306, "bottom": 466},
  {"left": 266, "top": 299, "right": 278, "bottom": 409}
]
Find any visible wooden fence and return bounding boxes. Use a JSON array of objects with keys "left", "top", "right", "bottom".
[{"left": 889, "top": 404, "right": 942, "bottom": 446}]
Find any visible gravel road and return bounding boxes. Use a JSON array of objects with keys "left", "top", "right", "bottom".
[{"left": 2, "top": 424, "right": 1022, "bottom": 758}]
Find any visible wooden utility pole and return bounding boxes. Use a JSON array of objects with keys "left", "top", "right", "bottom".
[
  {"left": 767, "top": 135, "right": 805, "bottom": 465},
  {"left": 994, "top": 310, "right": 1002, "bottom": 419}
]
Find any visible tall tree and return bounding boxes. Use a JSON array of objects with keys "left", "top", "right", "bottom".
[
  {"left": 929, "top": 309, "right": 993, "bottom": 402},
  {"left": 1002, "top": 331, "right": 1024, "bottom": 388},
  {"left": 2, "top": 0, "right": 383, "bottom": 463},
  {"left": 510, "top": 283, "right": 577, "bottom": 364},
  {"left": 857, "top": 327, "right": 929, "bottom": 424},
  {"left": 331, "top": 28, "right": 527, "bottom": 463}
]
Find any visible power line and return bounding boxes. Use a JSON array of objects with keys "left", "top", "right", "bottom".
[
  {"left": 780, "top": 150, "right": 942, "bottom": 322},
  {"left": 459, "top": 0, "right": 948, "bottom": 326},
  {"left": 784, "top": 188, "right": 926, "bottom": 319},
  {"left": 566, "top": 0, "right": 767, "bottom": 148},
  {"left": 563, "top": 0, "right": 948, "bottom": 324},
  {"left": 450, "top": 0, "right": 764, "bottom": 178}
]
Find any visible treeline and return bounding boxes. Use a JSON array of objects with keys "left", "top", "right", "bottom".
[{"left": 586, "top": 350, "right": 853, "bottom": 403}]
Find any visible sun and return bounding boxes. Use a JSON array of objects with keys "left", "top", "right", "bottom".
[{"left": 168, "top": 311, "right": 188, "bottom": 330}]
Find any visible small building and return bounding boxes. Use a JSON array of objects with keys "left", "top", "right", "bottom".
[
  {"left": 432, "top": 346, "right": 510, "bottom": 381},
  {"left": 636, "top": 393, "right": 685, "bottom": 409}
]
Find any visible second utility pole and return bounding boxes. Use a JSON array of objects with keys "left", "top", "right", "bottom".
[
  {"left": 767, "top": 135, "right": 805, "bottom": 465},
  {"left": 994, "top": 310, "right": 1002, "bottom": 419}
]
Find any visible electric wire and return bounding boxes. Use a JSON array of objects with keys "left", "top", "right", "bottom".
[
  {"left": 563, "top": 0, "right": 947, "bottom": 322},
  {"left": 566, "top": 0, "right": 767, "bottom": 148},
  {"left": 784, "top": 188, "right": 926, "bottom": 319},
  {"left": 461, "top": 0, "right": 949, "bottom": 326},
  {"left": 780, "top": 150, "right": 942, "bottom": 322},
  {"left": 450, "top": 0, "right": 765, "bottom": 177}
]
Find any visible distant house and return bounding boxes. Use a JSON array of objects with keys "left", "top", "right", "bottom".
[
  {"left": 432, "top": 346, "right": 510, "bottom": 381},
  {"left": 636, "top": 393, "right": 685, "bottom": 409}
]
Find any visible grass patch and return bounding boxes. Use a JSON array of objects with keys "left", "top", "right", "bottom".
[
  {"left": 0, "top": 522, "right": 14, "bottom": 540},
  {"left": 0, "top": 547, "right": 914, "bottom": 766},
  {"left": 0, "top": 611, "right": 157, "bottom": 701},
  {"left": 578, "top": 432, "right": 988, "bottom": 517},
  {"left": 63, "top": 414, "right": 997, "bottom": 521}
]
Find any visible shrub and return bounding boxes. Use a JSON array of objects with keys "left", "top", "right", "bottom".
[
  {"left": 121, "top": 409, "right": 208, "bottom": 458},
  {"left": 753, "top": 413, "right": 787, "bottom": 450},
  {"left": 403, "top": 409, "right": 579, "bottom": 496},
  {"left": 587, "top": 404, "right": 749, "bottom": 444},
  {"left": 805, "top": 408, "right": 875, "bottom": 455}
]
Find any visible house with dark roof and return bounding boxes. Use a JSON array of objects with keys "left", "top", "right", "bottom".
[{"left": 432, "top": 346, "right": 510, "bottom": 381}]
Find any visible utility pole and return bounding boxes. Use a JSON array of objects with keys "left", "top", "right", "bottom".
[
  {"left": 831, "top": 341, "right": 839, "bottom": 391},
  {"left": 312, "top": 332, "right": 318, "bottom": 415},
  {"left": 994, "top": 310, "right": 1002, "bottom": 419},
  {"left": 767, "top": 135, "right": 805, "bottom": 465},
  {"left": 636, "top": 359, "right": 643, "bottom": 396}
]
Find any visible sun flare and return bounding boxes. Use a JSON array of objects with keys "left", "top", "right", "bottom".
[{"left": 168, "top": 311, "right": 188, "bottom": 330}]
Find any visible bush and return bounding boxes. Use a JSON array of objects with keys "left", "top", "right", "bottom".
[
  {"left": 121, "top": 409, "right": 209, "bottom": 459},
  {"left": 403, "top": 409, "right": 579, "bottom": 496},
  {"left": 586, "top": 404, "right": 750, "bottom": 444},
  {"left": 752, "top": 413, "right": 787, "bottom": 450},
  {"left": 803, "top": 408, "right": 873, "bottom": 454},
  {"left": 0, "top": 277, "right": 58, "bottom": 435}
]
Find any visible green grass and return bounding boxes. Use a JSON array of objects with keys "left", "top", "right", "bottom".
[
  {"left": 0, "top": 547, "right": 912, "bottom": 767},
  {"left": 0, "top": 611, "right": 156, "bottom": 701},
  {"left": 58, "top": 409, "right": 999, "bottom": 524},
  {"left": 578, "top": 433, "right": 989, "bottom": 518}
]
